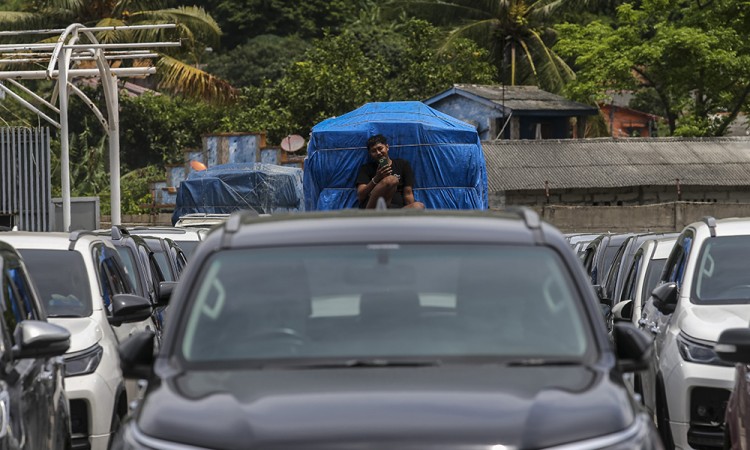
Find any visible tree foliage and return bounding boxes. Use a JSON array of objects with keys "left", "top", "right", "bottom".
[
  {"left": 188, "top": 0, "right": 360, "bottom": 49},
  {"left": 555, "top": 0, "right": 750, "bottom": 136},
  {"left": 388, "top": 0, "right": 576, "bottom": 93},
  {"left": 221, "top": 18, "right": 496, "bottom": 143},
  {"left": 204, "top": 35, "right": 310, "bottom": 88}
]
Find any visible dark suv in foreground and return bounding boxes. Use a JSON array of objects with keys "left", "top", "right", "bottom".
[{"left": 114, "top": 209, "right": 660, "bottom": 450}]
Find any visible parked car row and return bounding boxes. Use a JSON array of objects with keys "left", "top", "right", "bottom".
[
  {"left": 0, "top": 225, "right": 197, "bottom": 450},
  {"left": 567, "top": 217, "right": 750, "bottom": 450}
]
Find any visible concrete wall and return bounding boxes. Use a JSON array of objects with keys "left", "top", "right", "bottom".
[
  {"left": 496, "top": 185, "right": 750, "bottom": 209},
  {"left": 522, "top": 202, "right": 750, "bottom": 233}
]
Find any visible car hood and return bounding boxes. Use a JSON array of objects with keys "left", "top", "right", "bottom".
[
  {"left": 680, "top": 303, "right": 750, "bottom": 342},
  {"left": 136, "top": 365, "right": 634, "bottom": 449},
  {"left": 48, "top": 316, "right": 102, "bottom": 353}
]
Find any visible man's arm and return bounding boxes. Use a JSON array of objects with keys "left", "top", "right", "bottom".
[
  {"left": 402, "top": 186, "right": 416, "bottom": 205},
  {"left": 356, "top": 164, "right": 376, "bottom": 204},
  {"left": 357, "top": 179, "right": 376, "bottom": 204}
]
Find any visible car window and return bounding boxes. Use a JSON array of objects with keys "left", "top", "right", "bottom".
[
  {"left": 19, "top": 249, "right": 93, "bottom": 318},
  {"left": 692, "top": 236, "right": 750, "bottom": 303},
  {"left": 642, "top": 259, "right": 667, "bottom": 302},
  {"left": 604, "top": 239, "right": 628, "bottom": 290},
  {"left": 180, "top": 244, "right": 591, "bottom": 364},
  {"left": 620, "top": 249, "right": 643, "bottom": 302},
  {"left": 4, "top": 256, "right": 40, "bottom": 320},
  {"left": 115, "top": 246, "right": 142, "bottom": 297},
  {"left": 663, "top": 231, "right": 693, "bottom": 287},
  {"left": 153, "top": 251, "right": 174, "bottom": 282},
  {"left": 136, "top": 244, "right": 159, "bottom": 298},
  {"left": 93, "top": 244, "right": 135, "bottom": 312},
  {"left": 1, "top": 255, "right": 41, "bottom": 345}
]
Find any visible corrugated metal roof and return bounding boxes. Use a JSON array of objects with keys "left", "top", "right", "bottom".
[
  {"left": 483, "top": 137, "right": 750, "bottom": 191},
  {"left": 453, "top": 84, "right": 598, "bottom": 114}
]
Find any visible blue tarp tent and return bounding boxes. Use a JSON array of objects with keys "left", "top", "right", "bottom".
[
  {"left": 172, "top": 163, "right": 304, "bottom": 224},
  {"left": 303, "top": 101, "right": 488, "bottom": 211}
]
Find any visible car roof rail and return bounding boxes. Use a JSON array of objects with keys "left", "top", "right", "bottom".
[
  {"left": 701, "top": 216, "right": 717, "bottom": 237},
  {"left": 505, "top": 206, "right": 544, "bottom": 244},
  {"left": 110, "top": 225, "right": 130, "bottom": 240},
  {"left": 68, "top": 230, "right": 99, "bottom": 250},
  {"left": 221, "top": 209, "right": 258, "bottom": 248}
]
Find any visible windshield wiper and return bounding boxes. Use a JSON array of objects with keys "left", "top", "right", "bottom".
[
  {"left": 505, "top": 358, "right": 583, "bottom": 367},
  {"left": 275, "top": 359, "right": 443, "bottom": 369}
]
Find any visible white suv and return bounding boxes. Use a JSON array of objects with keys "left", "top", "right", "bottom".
[
  {"left": 639, "top": 217, "right": 750, "bottom": 449},
  {"left": 0, "top": 231, "right": 153, "bottom": 450}
]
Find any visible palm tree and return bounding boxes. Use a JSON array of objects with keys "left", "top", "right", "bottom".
[
  {"left": 0, "top": 0, "right": 236, "bottom": 103},
  {"left": 388, "top": 0, "right": 575, "bottom": 93}
]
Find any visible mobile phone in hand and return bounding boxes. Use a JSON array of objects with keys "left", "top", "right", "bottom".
[{"left": 378, "top": 158, "right": 388, "bottom": 168}]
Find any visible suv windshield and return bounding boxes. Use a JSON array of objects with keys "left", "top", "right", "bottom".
[
  {"left": 693, "top": 236, "right": 750, "bottom": 303},
  {"left": 180, "top": 244, "right": 590, "bottom": 365},
  {"left": 19, "top": 249, "right": 93, "bottom": 317}
]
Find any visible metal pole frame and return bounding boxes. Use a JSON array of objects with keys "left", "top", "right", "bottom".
[{"left": 0, "top": 23, "right": 178, "bottom": 230}]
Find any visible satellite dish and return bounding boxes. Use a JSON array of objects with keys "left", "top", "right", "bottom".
[
  {"left": 281, "top": 134, "right": 305, "bottom": 152},
  {"left": 190, "top": 160, "right": 207, "bottom": 171}
]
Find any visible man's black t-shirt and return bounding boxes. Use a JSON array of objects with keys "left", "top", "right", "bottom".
[{"left": 356, "top": 158, "right": 416, "bottom": 208}]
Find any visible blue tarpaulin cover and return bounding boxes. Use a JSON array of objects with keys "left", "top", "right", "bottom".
[
  {"left": 172, "top": 163, "right": 304, "bottom": 224},
  {"left": 303, "top": 101, "right": 488, "bottom": 211}
]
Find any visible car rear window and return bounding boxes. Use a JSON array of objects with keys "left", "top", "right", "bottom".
[
  {"left": 174, "top": 240, "right": 199, "bottom": 257},
  {"left": 19, "top": 249, "right": 93, "bottom": 317},
  {"left": 180, "top": 244, "right": 591, "bottom": 365}
]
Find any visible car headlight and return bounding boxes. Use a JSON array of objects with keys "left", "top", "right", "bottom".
[
  {"left": 546, "top": 414, "right": 661, "bottom": 450},
  {"left": 677, "top": 332, "right": 732, "bottom": 366},
  {"left": 63, "top": 344, "right": 103, "bottom": 377}
]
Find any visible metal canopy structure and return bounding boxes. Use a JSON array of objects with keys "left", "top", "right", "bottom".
[{"left": 0, "top": 23, "right": 179, "bottom": 230}]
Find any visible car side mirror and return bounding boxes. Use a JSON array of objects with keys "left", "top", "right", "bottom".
[
  {"left": 612, "top": 299, "right": 633, "bottom": 322},
  {"left": 715, "top": 327, "right": 750, "bottom": 364},
  {"left": 157, "top": 281, "right": 177, "bottom": 306},
  {"left": 613, "top": 322, "right": 652, "bottom": 372},
  {"left": 651, "top": 282, "right": 677, "bottom": 315},
  {"left": 119, "top": 330, "right": 155, "bottom": 379},
  {"left": 109, "top": 294, "right": 153, "bottom": 326},
  {"left": 12, "top": 320, "right": 70, "bottom": 359}
]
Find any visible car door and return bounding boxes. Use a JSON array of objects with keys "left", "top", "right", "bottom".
[
  {"left": 618, "top": 246, "right": 644, "bottom": 323},
  {"left": 0, "top": 251, "right": 54, "bottom": 450},
  {"left": 639, "top": 230, "right": 692, "bottom": 414},
  {"left": 93, "top": 243, "right": 151, "bottom": 342}
]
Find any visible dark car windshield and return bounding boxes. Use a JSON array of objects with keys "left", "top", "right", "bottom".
[
  {"left": 19, "top": 249, "right": 93, "bottom": 317},
  {"left": 180, "top": 244, "right": 590, "bottom": 365},
  {"left": 693, "top": 236, "right": 750, "bottom": 303}
]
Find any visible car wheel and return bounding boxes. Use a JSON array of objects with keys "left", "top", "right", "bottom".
[{"left": 656, "top": 380, "right": 675, "bottom": 450}]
